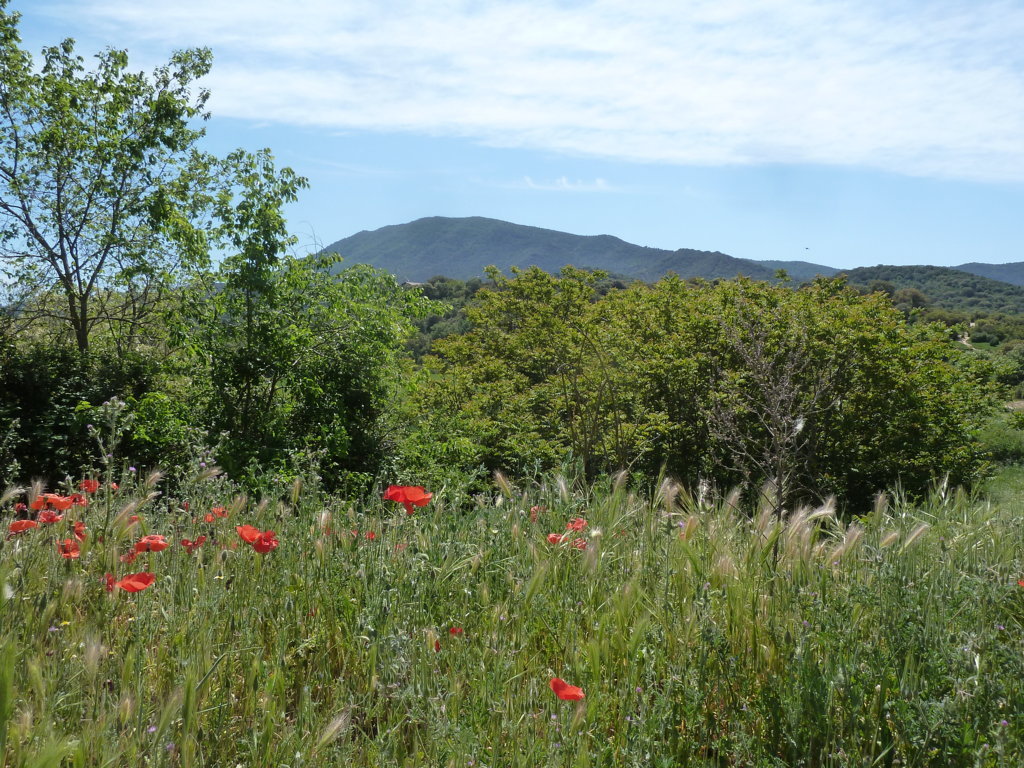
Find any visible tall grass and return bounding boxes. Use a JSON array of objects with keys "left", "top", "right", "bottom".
[{"left": 2, "top": 469, "right": 1023, "bottom": 767}]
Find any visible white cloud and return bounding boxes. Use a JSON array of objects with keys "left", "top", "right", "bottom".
[
  {"left": 36, "top": 0, "right": 1024, "bottom": 182},
  {"left": 522, "top": 176, "right": 614, "bottom": 192}
]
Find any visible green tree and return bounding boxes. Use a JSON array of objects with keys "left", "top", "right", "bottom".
[
  {"left": 0, "top": 2, "right": 212, "bottom": 353},
  {"left": 181, "top": 149, "right": 432, "bottom": 486}
]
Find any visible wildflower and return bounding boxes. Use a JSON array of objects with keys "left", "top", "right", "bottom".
[
  {"left": 236, "top": 525, "right": 261, "bottom": 544},
  {"left": 110, "top": 483, "right": 119, "bottom": 491},
  {"left": 57, "top": 539, "right": 80, "bottom": 559},
  {"left": 106, "top": 572, "right": 156, "bottom": 593},
  {"left": 449, "top": 627, "right": 464, "bottom": 636},
  {"left": 73, "top": 521, "right": 87, "bottom": 542},
  {"left": 119, "top": 552, "right": 138, "bottom": 563},
  {"left": 549, "top": 678, "right": 585, "bottom": 701},
  {"left": 384, "top": 485, "right": 432, "bottom": 515},
  {"left": 237, "top": 525, "right": 278, "bottom": 553},
  {"left": 204, "top": 506, "right": 228, "bottom": 523},
  {"left": 365, "top": 531, "right": 376, "bottom": 540},
  {"left": 135, "top": 535, "right": 169, "bottom": 553},
  {"left": 181, "top": 535, "right": 207, "bottom": 554},
  {"left": 69, "top": 493, "right": 88, "bottom": 507},
  {"left": 434, "top": 639, "right": 441, "bottom": 653},
  {"left": 547, "top": 533, "right": 567, "bottom": 545},
  {"left": 8, "top": 520, "right": 37, "bottom": 535},
  {"left": 529, "top": 505, "right": 545, "bottom": 523},
  {"left": 79, "top": 479, "right": 100, "bottom": 494},
  {"left": 251, "top": 531, "right": 279, "bottom": 554},
  {"left": 566, "top": 517, "right": 588, "bottom": 532},
  {"left": 1018, "top": 579, "right": 1024, "bottom": 588},
  {"left": 571, "top": 537, "right": 587, "bottom": 550},
  {"left": 14, "top": 502, "right": 27, "bottom": 515},
  {"left": 38, "top": 509, "right": 63, "bottom": 524}
]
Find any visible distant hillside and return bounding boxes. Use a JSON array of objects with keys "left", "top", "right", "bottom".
[
  {"left": 842, "top": 265, "right": 1024, "bottom": 315},
  {"left": 955, "top": 262, "right": 1024, "bottom": 287},
  {"left": 321, "top": 216, "right": 838, "bottom": 283}
]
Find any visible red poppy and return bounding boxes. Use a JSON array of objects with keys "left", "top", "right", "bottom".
[
  {"left": 107, "top": 572, "right": 156, "bottom": 593},
  {"left": 79, "top": 479, "right": 100, "bottom": 494},
  {"left": 73, "top": 520, "right": 87, "bottom": 542},
  {"left": 181, "top": 535, "right": 207, "bottom": 554},
  {"left": 38, "top": 509, "right": 63, "bottom": 524},
  {"left": 547, "top": 533, "right": 567, "bottom": 545},
  {"left": 449, "top": 627, "right": 464, "bottom": 636},
  {"left": 119, "top": 551, "right": 138, "bottom": 563},
  {"left": 251, "top": 530, "right": 279, "bottom": 554},
  {"left": 8, "top": 519, "right": 37, "bottom": 535},
  {"left": 566, "top": 517, "right": 588, "bottom": 532},
  {"left": 109, "top": 482, "right": 119, "bottom": 491},
  {"left": 13, "top": 502, "right": 27, "bottom": 515},
  {"left": 549, "top": 678, "right": 585, "bottom": 701},
  {"left": 434, "top": 639, "right": 441, "bottom": 653},
  {"left": 571, "top": 538, "right": 587, "bottom": 550},
  {"left": 205, "top": 506, "right": 228, "bottom": 523},
  {"left": 364, "top": 531, "right": 376, "bottom": 541},
  {"left": 236, "top": 525, "right": 261, "bottom": 544},
  {"left": 529, "top": 505, "right": 545, "bottom": 523},
  {"left": 57, "top": 539, "right": 80, "bottom": 559},
  {"left": 69, "top": 493, "right": 88, "bottom": 507},
  {"left": 127, "top": 515, "right": 140, "bottom": 526},
  {"left": 384, "top": 485, "right": 432, "bottom": 515},
  {"left": 134, "top": 534, "right": 169, "bottom": 553},
  {"left": 1018, "top": 579, "right": 1024, "bottom": 588}
]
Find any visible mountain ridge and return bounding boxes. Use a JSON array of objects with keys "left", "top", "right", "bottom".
[{"left": 320, "top": 215, "right": 1024, "bottom": 291}]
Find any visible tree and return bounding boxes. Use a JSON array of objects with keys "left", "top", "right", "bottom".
[
  {"left": 180, "top": 149, "right": 432, "bottom": 487},
  {"left": 0, "top": 2, "right": 213, "bottom": 353}
]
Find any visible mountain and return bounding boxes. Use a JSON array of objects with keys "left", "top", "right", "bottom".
[
  {"left": 954, "top": 262, "right": 1024, "bottom": 287},
  {"left": 840, "top": 265, "right": 1024, "bottom": 315},
  {"left": 321, "top": 216, "right": 839, "bottom": 283}
]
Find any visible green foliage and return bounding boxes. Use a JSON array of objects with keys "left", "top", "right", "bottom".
[
  {"left": 846, "top": 265, "right": 1024, "bottom": 315},
  {"left": 0, "top": 338, "right": 163, "bottom": 484},
  {"left": 176, "top": 150, "right": 434, "bottom": 488},
  {"left": 0, "top": 3, "right": 214, "bottom": 352},
  {"left": 409, "top": 270, "right": 996, "bottom": 508}
]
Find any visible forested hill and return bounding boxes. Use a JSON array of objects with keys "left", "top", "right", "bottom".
[
  {"left": 841, "top": 265, "right": 1024, "bottom": 314},
  {"left": 321, "top": 216, "right": 838, "bottom": 282},
  {"left": 955, "top": 262, "right": 1024, "bottom": 287}
]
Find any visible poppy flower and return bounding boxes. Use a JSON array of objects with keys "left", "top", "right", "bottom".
[
  {"left": 109, "top": 482, "right": 119, "bottom": 491},
  {"left": 106, "top": 572, "right": 156, "bottom": 593},
  {"left": 73, "top": 520, "right": 87, "bottom": 542},
  {"left": 434, "top": 639, "right": 441, "bottom": 653},
  {"left": 364, "top": 531, "right": 376, "bottom": 541},
  {"left": 449, "top": 627, "right": 464, "bottom": 636},
  {"left": 251, "top": 530, "right": 279, "bottom": 554},
  {"left": 119, "top": 551, "right": 138, "bottom": 563},
  {"left": 134, "top": 534, "right": 169, "bottom": 553},
  {"left": 236, "top": 525, "right": 261, "bottom": 544},
  {"left": 1018, "top": 579, "right": 1024, "bottom": 588},
  {"left": 549, "top": 678, "right": 585, "bottom": 701},
  {"left": 566, "top": 517, "right": 588, "bottom": 532},
  {"left": 529, "top": 505, "right": 545, "bottom": 523},
  {"left": 204, "top": 506, "right": 228, "bottom": 523},
  {"left": 57, "top": 539, "right": 80, "bottom": 559},
  {"left": 14, "top": 502, "right": 27, "bottom": 515},
  {"left": 69, "top": 493, "right": 88, "bottom": 507},
  {"left": 571, "top": 538, "right": 588, "bottom": 550},
  {"left": 384, "top": 485, "right": 432, "bottom": 515},
  {"left": 38, "top": 509, "right": 63, "bottom": 524},
  {"left": 547, "top": 533, "right": 567, "bottom": 545},
  {"left": 181, "top": 535, "right": 207, "bottom": 554},
  {"left": 79, "top": 479, "right": 100, "bottom": 494},
  {"left": 8, "top": 519, "right": 37, "bottom": 535}
]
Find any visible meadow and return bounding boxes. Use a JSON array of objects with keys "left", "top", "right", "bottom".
[{"left": 3, "top": 467, "right": 1024, "bottom": 767}]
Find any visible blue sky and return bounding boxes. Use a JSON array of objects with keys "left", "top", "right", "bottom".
[{"left": 13, "top": 0, "right": 1024, "bottom": 268}]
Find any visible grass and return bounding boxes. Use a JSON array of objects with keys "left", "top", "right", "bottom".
[{"left": 2, "top": 469, "right": 1024, "bottom": 767}]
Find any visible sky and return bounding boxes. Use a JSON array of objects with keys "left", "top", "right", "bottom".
[{"left": 12, "top": 0, "right": 1024, "bottom": 269}]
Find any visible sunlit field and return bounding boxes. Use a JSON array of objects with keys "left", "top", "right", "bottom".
[{"left": 3, "top": 469, "right": 1024, "bottom": 767}]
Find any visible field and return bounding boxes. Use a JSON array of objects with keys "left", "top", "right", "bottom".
[{"left": 3, "top": 469, "right": 1024, "bottom": 767}]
